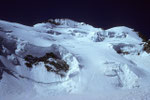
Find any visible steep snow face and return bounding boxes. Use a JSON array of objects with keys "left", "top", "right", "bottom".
[{"left": 0, "top": 19, "right": 150, "bottom": 100}]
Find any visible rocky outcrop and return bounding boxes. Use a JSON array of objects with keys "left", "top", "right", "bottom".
[
  {"left": 92, "top": 30, "right": 128, "bottom": 42},
  {"left": 143, "top": 41, "right": 150, "bottom": 53},
  {"left": 137, "top": 32, "right": 148, "bottom": 42},
  {"left": 24, "top": 52, "right": 69, "bottom": 77},
  {"left": 112, "top": 43, "right": 142, "bottom": 55},
  {"left": 112, "top": 43, "right": 132, "bottom": 55},
  {"left": 47, "top": 19, "right": 79, "bottom": 27},
  {"left": 93, "top": 31, "right": 106, "bottom": 42}
]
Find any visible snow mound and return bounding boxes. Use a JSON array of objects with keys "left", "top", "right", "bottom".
[{"left": 104, "top": 62, "right": 139, "bottom": 88}]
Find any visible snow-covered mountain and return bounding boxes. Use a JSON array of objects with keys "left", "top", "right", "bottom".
[{"left": 0, "top": 19, "right": 150, "bottom": 100}]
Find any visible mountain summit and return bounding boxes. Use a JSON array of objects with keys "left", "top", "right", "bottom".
[{"left": 0, "top": 19, "right": 150, "bottom": 100}]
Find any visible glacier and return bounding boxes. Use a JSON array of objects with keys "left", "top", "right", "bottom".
[{"left": 0, "top": 19, "right": 150, "bottom": 100}]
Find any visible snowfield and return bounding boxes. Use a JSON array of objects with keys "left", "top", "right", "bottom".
[{"left": 0, "top": 19, "right": 150, "bottom": 100}]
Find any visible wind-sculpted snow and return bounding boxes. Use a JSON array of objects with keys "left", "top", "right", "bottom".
[
  {"left": 0, "top": 19, "right": 150, "bottom": 100},
  {"left": 104, "top": 61, "right": 139, "bottom": 88},
  {"left": 0, "top": 36, "right": 80, "bottom": 79},
  {"left": 92, "top": 26, "right": 142, "bottom": 43}
]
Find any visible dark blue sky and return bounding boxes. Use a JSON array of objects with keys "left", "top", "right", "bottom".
[{"left": 0, "top": 0, "right": 150, "bottom": 39}]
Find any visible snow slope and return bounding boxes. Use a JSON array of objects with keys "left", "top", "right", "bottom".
[{"left": 0, "top": 19, "right": 150, "bottom": 100}]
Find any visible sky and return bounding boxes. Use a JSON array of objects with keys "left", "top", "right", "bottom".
[{"left": 0, "top": 0, "right": 150, "bottom": 39}]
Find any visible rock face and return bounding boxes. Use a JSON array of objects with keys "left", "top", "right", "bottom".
[
  {"left": 143, "top": 41, "right": 150, "bottom": 53},
  {"left": 24, "top": 53, "right": 69, "bottom": 77},
  {"left": 93, "top": 31, "right": 106, "bottom": 42},
  {"left": 112, "top": 43, "right": 142, "bottom": 55},
  {"left": 47, "top": 19, "right": 81, "bottom": 27}
]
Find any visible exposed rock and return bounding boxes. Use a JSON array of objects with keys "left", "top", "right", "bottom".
[
  {"left": 70, "top": 30, "right": 88, "bottom": 38},
  {"left": 112, "top": 43, "right": 142, "bottom": 55},
  {"left": 143, "top": 41, "right": 150, "bottom": 53},
  {"left": 24, "top": 52, "right": 69, "bottom": 77},
  {"left": 47, "top": 19, "right": 79, "bottom": 28},
  {"left": 49, "top": 44, "right": 80, "bottom": 76},
  {"left": 46, "top": 30, "right": 61, "bottom": 35},
  {"left": 113, "top": 43, "right": 133, "bottom": 55},
  {"left": 47, "top": 19, "right": 61, "bottom": 25},
  {"left": 137, "top": 32, "right": 148, "bottom": 42},
  {"left": 93, "top": 30, "right": 128, "bottom": 42},
  {"left": 92, "top": 31, "right": 106, "bottom": 42},
  {"left": 108, "top": 32, "right": 115, "bottom": 38}
]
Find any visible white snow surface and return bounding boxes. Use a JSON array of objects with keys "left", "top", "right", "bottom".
[{"left": 0, "top": 19, "right": 150, "bottom": 100}]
